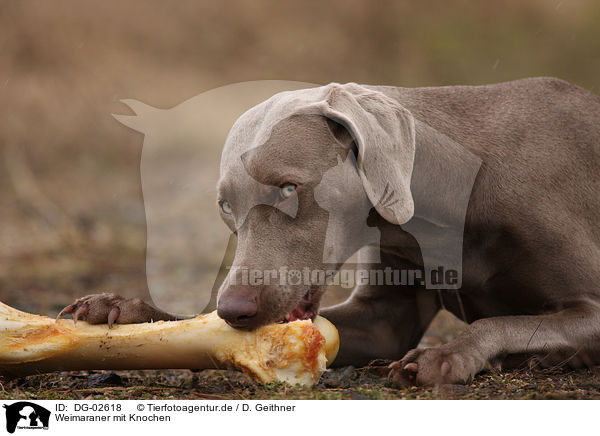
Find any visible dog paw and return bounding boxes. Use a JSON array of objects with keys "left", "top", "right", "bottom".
[
  {"left": 388, "top": 346, "right": 481, "bottom": 387},
  {"left": 56, "top": 293, "right": 159, "bottom": 328}
]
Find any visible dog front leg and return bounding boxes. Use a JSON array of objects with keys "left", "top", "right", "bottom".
[
  {"left": 389, "top": 302, "right": 600, "bottom": 386},
  {"left": 320, "top": 248, "right": 439, "bottom": 367},
  {"left": 321, "top": 292, "right": 436, "bottom": 367}
]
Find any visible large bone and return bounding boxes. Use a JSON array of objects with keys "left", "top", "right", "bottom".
[{"left": 0, "top": 302, "right": 339, "bottom": 387}]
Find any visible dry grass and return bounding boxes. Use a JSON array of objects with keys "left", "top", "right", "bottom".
[{"left": 3, "top": 365, "right": 600, "bottom": 400}]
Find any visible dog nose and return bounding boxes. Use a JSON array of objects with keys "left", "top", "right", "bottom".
[{"left": 217, "top": 286, "right": 258, "bottom": 328}]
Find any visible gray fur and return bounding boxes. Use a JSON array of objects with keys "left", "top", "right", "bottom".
[
  {"left": 61, "top": 77, "right": 600, "bottom": 385},
  {"left": 218, "top": 77, "right": 600, "bottom": 385}
]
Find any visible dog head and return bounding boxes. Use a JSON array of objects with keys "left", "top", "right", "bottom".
[{"left": 216, "top": 83, "right": 416, "bottom": 329}]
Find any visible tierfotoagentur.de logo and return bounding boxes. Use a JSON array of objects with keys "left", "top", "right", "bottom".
[{"left": 2, "top": 402, "right": 50, "bottom": 434}]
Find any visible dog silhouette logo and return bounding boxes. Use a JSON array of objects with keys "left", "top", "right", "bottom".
[{"left": 2, "top": 402, "right": 50, "bottom": 433}]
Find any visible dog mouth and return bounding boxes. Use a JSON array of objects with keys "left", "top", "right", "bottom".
[{"left": 277, "top": 287, "right": 319, "bottom": 323}]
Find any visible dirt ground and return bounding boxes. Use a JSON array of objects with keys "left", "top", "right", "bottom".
[{"left": 4, "top": 365, "right": 600, "bottom": 400}]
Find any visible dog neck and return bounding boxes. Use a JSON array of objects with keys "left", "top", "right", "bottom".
[
  {"left": 409, "top": 119, "right": 482, "bottom": 228},
  {"left": 377, "top": 120, "right": 482, "bottom": 276}
]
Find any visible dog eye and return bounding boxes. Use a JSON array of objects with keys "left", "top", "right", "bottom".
[
  {"left": 219, "top": 199, "right": 232, "bottom": 214},
  {"left": 280, "top": 183, "right": 296, "bottom": 199}
]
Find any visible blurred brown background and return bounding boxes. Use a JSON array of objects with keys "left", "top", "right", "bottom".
[{"left": 1, "top": 0, "right": 599, "bottom": 318}]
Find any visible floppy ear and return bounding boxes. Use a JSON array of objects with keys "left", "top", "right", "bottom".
[{"left": 319, "top": 83, "right": 415, "bottom": 225}]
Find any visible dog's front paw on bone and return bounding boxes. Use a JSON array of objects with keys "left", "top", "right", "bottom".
[
  {"left": 56, "top": 293, "right": 157, "bottom": 328},
  {"left": 388, "top": 347, "right": 479, "bottom": 387}
]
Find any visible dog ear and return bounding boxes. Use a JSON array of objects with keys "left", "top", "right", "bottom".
[{"left": 320, "top": 83, "right": 415, "bottom": 225}]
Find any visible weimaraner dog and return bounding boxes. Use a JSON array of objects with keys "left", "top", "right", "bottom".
[{"left": 59, "top": 77, "right": 600, "bottom": 386}]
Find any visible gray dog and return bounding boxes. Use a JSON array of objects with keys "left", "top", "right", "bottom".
[{"left": 59, "top": 77, "right": 600, "bottom": 386}]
